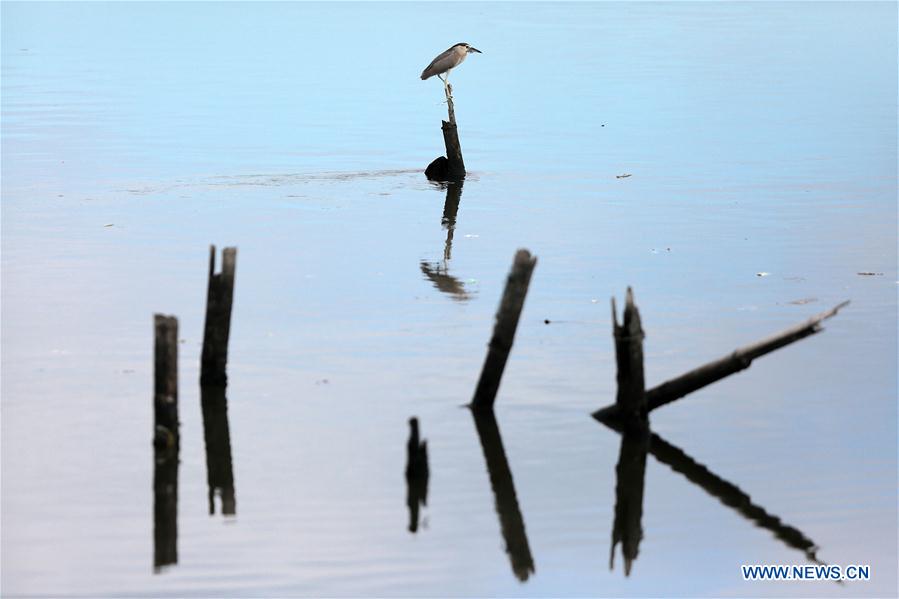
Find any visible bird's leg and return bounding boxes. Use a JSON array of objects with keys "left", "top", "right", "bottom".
[{"left": 439, "top": 73, "right": 453, "bottom": 101}]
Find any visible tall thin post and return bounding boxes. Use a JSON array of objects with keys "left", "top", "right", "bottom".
[
  {"left": 426, "top": 84, "right": 466, "bottom": 181},
  {"left": 612, "top": 287, "right": 647, "bottom": 429},
  {"left": 153, "top": 313, "right": 179, "bottom": 571},
  {"left": 154, "top": 314, "right": 178, "bottom": 449},
  {"left": 200, "top": 246, "right": 237, "bottom": 387},
  {"left": 471, "top": 249, "right": 537, "bottom": 410}
]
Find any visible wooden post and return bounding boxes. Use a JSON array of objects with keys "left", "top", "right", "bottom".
[
  {"left": 200, "top": 246, "right": 237, "bottom": 387},
  {"left": 154, "top": 314, "right": 178, "bottom": 449},
  {"left": 612, "top": 288, "right": 647, "bottom": 429},
  {"left": 425, "top": 84, "right": 466, "bottom": 181},
  {"left": 471, "top": 249, "right": 538, "bottom": 410}
]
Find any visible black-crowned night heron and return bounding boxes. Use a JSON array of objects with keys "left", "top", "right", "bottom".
[{"left": 420, "top": 42, "right": 482, "bottom": 94}]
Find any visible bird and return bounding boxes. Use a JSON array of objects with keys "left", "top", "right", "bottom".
[{"left": 420, "top": 42, "right": 482, "bottom": 95}]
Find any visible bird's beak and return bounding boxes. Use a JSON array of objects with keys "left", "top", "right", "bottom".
[{"left": 470, "top": 47, "right": 482, "bottom": 54}]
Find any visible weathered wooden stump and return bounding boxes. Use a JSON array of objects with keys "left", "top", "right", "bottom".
[
  {"left": 154, "top": 314, "right": 179, "bottom": 449},
  {"left": 612, "top": 288, "right": 648, "bottom": 431},
  {"left": 426, "top": 85, "right": 466, "bottom": 181},
  {"left": 200, "top": 246, "right": 237, "bottom": 387},
  {"left": 471, "top": 249, "right": 538, "bottom": 410}
]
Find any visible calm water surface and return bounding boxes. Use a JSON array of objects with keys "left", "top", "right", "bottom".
[{"left": 2, "top": 2, "right": 897, "bottom": 597}]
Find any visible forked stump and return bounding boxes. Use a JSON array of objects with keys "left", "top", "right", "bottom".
[
  {"left": 613, "top": 288, "right": 647, "bottom": 430},
  {"left": 471, "top": 249, "right": 538, "bottom": 410},
  {"left": 154, "top": 314, "right": 178, "bottom": 449},
  {"left": 200, "top": 246, "right": 237, "bottom": 387},
  {"left": 593, "top": 299, "right": 849, "bottom": 422}
]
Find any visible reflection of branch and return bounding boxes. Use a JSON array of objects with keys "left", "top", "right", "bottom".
[
  {"left": 201, "top": 386, "right": 236, "bottom": 516},
  {"left": 420, "top": 260, "right": 470, "bottom": 301},
  {"left": 601, "top": 420, "right": 821, "bottom": 564},
  {"left": 648, "top": 432, "right": 821, "bottom": 563},
  {"left": 610, "top": 431, "right": 648, "bottom": 576},
  {"left": 472, "top": 411, "right": 535, "bottom": 581}
]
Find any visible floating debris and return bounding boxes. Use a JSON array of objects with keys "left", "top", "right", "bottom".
[
  {"left": 857, "top": 272, "right": 883, "bottom": 276},
  {"left": 789, "top": 298, "right": 818, "bottom": 305}
]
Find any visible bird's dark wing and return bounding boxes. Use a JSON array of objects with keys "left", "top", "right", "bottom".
[{"left": 420, "top": 47, "right": 455, "bottom": 80}]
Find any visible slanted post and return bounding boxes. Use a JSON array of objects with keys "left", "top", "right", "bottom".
[
  {"left": 200, "top": 246, "right": 237, "bottom": 387},
  {"left": 154, "top": 314, "right": 179, "bottom": 450},
  {"left": 613, "top": 288, "right": 647, "bottom": 429},
  {"left": 471, "top": 249, "right": 538, "bottom": 410}
]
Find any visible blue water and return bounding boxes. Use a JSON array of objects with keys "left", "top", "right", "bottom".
[{"left": 2, "top": 2, "right": 896, "bottom": 597}]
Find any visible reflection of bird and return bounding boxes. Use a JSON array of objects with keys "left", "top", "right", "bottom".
[
  {"left": 421, "top": 43, "right": 482, "bottom": 95},
  {"left": 405, "top": 417, "right": 429, "bottom": 480}
]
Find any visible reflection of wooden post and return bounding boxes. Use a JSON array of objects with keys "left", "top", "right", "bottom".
[
  {"left": 201, "top": 386, "right": 236, "bottom": 516},
  {"left": 405, "top": 417, "right": 429, "bottom": 533},
  {"left": 200, "top": 246, "right": 237, "bottom": 387},
  {"left": 425, "top": 86, "right": 466, "bottom": 181},
  {"left": 612, "top": 288, "right": 647, "bottom": 430},
  {"left": 153, "top": 449, "right": 178, "bottom": 571},
  {"left": 472, "top": 411, "right": 535, "bottom": 581},
  {"left": 154, "top": 315, "right": 178, "bottom": 449},
  {"left": 471, "top": 249, "right": 537, "bottom": 410},
  {"left": 442, "top": 181, "right": 463, "bottom": 261},
  {"left": 610, "top": 430, "right": 648, "bottom": 576}
]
